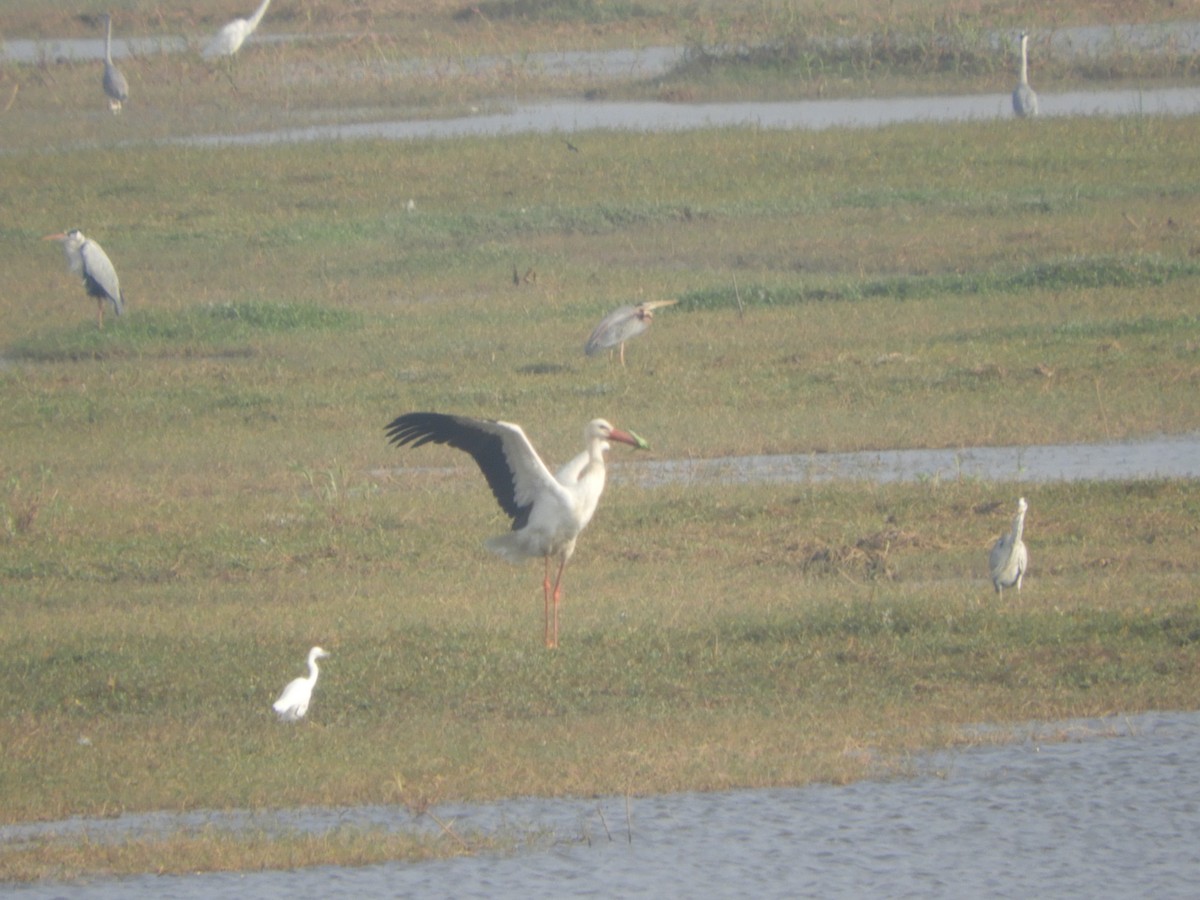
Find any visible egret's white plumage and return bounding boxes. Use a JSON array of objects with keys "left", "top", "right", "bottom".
[
  {"left": 204, "top": 0, "right": 273, "bottom": 58},
  {"left": 273, "top": 646, "right": 330, "bottom": 722},
  {"left": 585, "top": 299, "right": 677, "bottom": 366},
  {"left": 102, "top": 14, "right": 129, "bottom": 113},
  {"left": 989, "top": 497, "right": 1029, "bottom": 594},
  {"left": 43, "top": 229, "right": 124, "bottom": 328},
  {"left": 1013, "top": 32, "right": 1039, "bottom": 118},
  {"left": 385, "top": 412, "right": 648, "bottom": 648}
]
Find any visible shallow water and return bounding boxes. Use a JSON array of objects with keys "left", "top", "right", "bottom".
[
  {"left": 7, "top": 710, "right": 1200, "bottom": 898},
  {"left": 373, "top": 432, "right": 1200, "bottom": 492},
  {"left": 171, "top": 86, "right": 1200, "bottom": 148},
  {"left": 613, "top": 431, "right": 1200, "bottom": 488}
]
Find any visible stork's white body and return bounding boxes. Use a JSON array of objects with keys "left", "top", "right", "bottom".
[{"left": 386, "top": 413, "right": 647, "bottom": 647}]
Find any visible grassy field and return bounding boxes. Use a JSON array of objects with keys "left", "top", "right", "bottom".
[{"left": 3, "top": 0, "right": 1200, "bottom": 884}]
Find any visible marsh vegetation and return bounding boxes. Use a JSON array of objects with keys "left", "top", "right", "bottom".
[{"left": 3, "top": 0, "right": 1200, "bottom": 884}]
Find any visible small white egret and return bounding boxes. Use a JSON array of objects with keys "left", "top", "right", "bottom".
[
  {"left": 42, "top": 229, "right": 124, "bottom": 328},
  {"left": 204, "top": 0, "right": 273, "bottom": 58},
  {"left": 585, "top": 299, "right": 677, "bottom": 366},
  {"left": 989, "top": 497, "right": 1029, "bottom": 594},
  {"left": 273, "top": 646, "right": 330, "bottom": 722},
  {"left": 385, "top": 413, "right": 649, "bottom": 648},
  {"left": 102, "top": 14, "right": 129, "bottom": 113},
  {"left": 1013, "top": 32, "right": 1039, "bottom": 118}
]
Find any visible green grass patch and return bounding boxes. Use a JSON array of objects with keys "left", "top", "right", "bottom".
[
  {"left": 7, "top": 302, "right": 361, "bottom": 362},
  {"left": 453, "top": 0, "right": 663, "bottom": 24},
  {"left": 680, "top": 255, "right": 1200, "bottom": 310}
]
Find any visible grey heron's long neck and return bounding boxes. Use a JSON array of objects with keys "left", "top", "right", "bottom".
[
  {"left": 1011, "top": 509, "right": 1026, "bottom": 544},
  {"left": 105, "top": 17, "right": 114, "bottom": 64},
  {"left": 1019, "top": 38, "right": 1030, "bottom": 84},
  {"left": 248, "top": 0, "right": 273, "bottom": 30}
]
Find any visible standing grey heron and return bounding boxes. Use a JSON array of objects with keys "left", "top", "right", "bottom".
[
  {"left": 989, "top": 497, "right": 1029, "bottom": 594},
  {"left": 101, "top": 13, "right": 129, "bottom": 113},
  {"left": 585, "top": 299, "right": 677, "bottom": 366},
  {"left": 204, "top": 0, "right": 273, "bottom": 58},
  {"left": 273, "top": 646, "right": 330, "bottom": 722},
  {"left": 43, "top": 229, "right": 125, "bottom": 328},
  {"left": 385, "top": 413, "right": 649, "bottom": 648},
  {"left": 1012, "top": 32, "right": 1039, "bottom": 118}
]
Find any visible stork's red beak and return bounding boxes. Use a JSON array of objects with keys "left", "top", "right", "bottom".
[
  {"left": 42, "top": 233, "right": 67, "bottom": 241},
  {"left": 610, "top": 428, "right": 650, "bottom": 450}
]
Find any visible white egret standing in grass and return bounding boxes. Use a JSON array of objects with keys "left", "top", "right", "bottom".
[
  {"left": 204, "top": 0, "right": 273, "bottom": 58},
  {"left": 273, "top": 646, "right": 330, "bottom": 722},
  {"left": 585, "top": 299, "right": 677, "bottom": 366},
  {"left": 101, "top": 13, "right": 129, "bottom": 113},
  {"left": 989, "top": 497, "right": 1029, "bottom": 594},
  {"left": 385, "top": 413, "right": 649, "bottom": 648},
  {"left": 1013, "top": 31, "right": 1039, "bottom": 118},
  {"left": 42, "top": 229, "right": 124, "bottom": 328}
]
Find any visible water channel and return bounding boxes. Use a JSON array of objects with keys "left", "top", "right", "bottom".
[{"left": 7, "top": 710, "right": 1200, "bottom": 898}]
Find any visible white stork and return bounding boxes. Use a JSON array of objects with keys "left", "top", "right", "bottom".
[
  {"left": 273, "top": 646, "right": 330, "bottom": 722},
  {"left": 585, "top": 299, "right": 677, "bottom": 366},
  {"left": 989, "top": 497, "right": 1029, "bottom": 594},
  {"left": 43, "top": 229, "right": 125, "bottom": 328},
  {"left": 385, "top": 412, "right": 649, "bottom": 648}
]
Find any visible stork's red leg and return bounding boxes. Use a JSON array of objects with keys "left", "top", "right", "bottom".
[
  {"left": 543, "top": 556, "right": 553, "bottom": 648},
  {"left": 548, "top": 556, "right": 568, "bottom": 649}
]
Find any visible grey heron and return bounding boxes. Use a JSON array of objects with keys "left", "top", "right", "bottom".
[
  {"left": 585, "top": 299, "right": 677, "bottom": 366},
  {"left": 273, "top": 646, "right": 330, "bottom": 722},
  {"left": 989, "top": 497, "right": 1029, "bottom": 594},
  {"left": 204, "top": 0, "right": 273, "bottom": 58},
  {"left": 385, "top": 413, "right": 649, "bottom": 648},
  {"left": 1012, "top": 32, "right": 1039, "bottom": 118},
  {"left": 43, "top": 229, "right": 124, "bottom": 328},
  {"left": 102, "top": 13, "right": 129, "bottom": 113}
]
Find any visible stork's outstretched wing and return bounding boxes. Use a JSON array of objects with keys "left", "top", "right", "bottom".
[{"left": 385, "top": 412, "right": 566, "bottom": 529}]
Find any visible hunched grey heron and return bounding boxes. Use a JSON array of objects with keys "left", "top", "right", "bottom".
[
  {"left": 585, "top": 299, "right": 678, "bottom": 366},
  {"left": 43, "top": 229, "right": 125, "bottom": 328}
]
